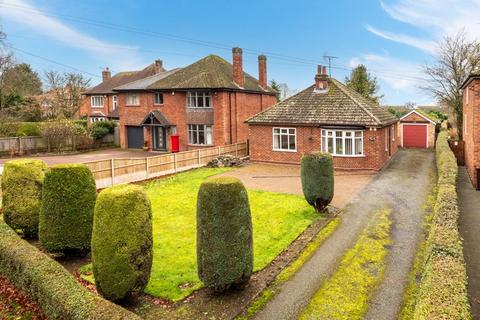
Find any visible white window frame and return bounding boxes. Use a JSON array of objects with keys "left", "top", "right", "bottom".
[
  {"left": 272, "top": 127, "right": 297, "bottom": 152},
  {"left": 188, "top": 124, "right": 213, "bottom": 145},
  {"left": 187, "top": 91, "right": 212, "bottom": 108},
  {"left": 125, "top": 93, "right": 140, "bottom": 106},
  {"left": 91, "top": 96, "right": 104, "bottom": 108},
  {"left": 466, "top": 87, "right": 469, "bottom": 105},
  {"left": 321, "top": 129, "right": 364, "bottom": 157},
  {"left": 112, "top": 95, "right": 117, "bottom": 110},
  {"left": 90, "top": 117, "right": 106, "bottom": 123},
  {"left": 154, "top": 92, "right": 164, "bottom": 105}
]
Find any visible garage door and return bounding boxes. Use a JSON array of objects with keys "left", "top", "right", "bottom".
[
  {"left": 403, "top": 124, "right": 427, "bottom": 148},
  {"left": 126, "top": 126, "right": 144, "bottom": 149}
]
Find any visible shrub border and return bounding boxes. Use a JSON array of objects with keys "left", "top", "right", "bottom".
[
  {"left": 0, "top": 219, "right": 141, "bottom": 320},
  {"left": 412, "top": 131, "right": 471, "bottom": 319}
]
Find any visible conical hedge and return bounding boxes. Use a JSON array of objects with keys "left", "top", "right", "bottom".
[
  {"left": 301, "top": 152, "right": 334, "bottom": 211},
  {"left": 1, "top": 159, "right": 47, "bottom": 237},
  {"left": 196, "top": 176, "right": 253, "bottom": 292},
  {"left": 39, "top": 164, "right": 96, "bottom": 253},
  {"left": 92, "top": 184, "right": 153, "bottom": 301}
]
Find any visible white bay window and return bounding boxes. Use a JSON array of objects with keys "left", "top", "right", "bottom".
[
  {"left": 321, "top": 129, "right": 363, "bottom": 156},
  {"left": 273, "top": 127, "right": 296, "bottom": 151}
]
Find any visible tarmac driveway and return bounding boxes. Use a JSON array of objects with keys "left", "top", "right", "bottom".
[
  {"left": 254, "top": 149, "right": 435, "bottom": 320},
  {"left": 218, "top": 163, "right": 373, "bottom": 209}
]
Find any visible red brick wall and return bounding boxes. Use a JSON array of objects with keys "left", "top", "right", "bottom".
[
  {"left": 82, "top": 94, "right": 115, "bottom": 119},
  {"left": 118, "top": 90, "right": 276, "bottom": 151},
  {"left": 248, "top": 124, "right": 398, "bottom": 171},
  {"left": 463, "top": 79, "right": 480, "bottom": 188}
]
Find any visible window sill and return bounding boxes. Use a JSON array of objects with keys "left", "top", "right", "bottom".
[
  {"left": 186, "top": 107, "right": 214, "bottom": 110},
  {"left": 272, "top": 148, "right": 297, "bottom": 153},
  {"left": 331, "top": 154, "right": 366, "bottom": 158},
  {"left": 125, "top": 104, "right": 140, "bottom": 107},
  {"left": 91, "top": 106, "right": 104, "bottom": 108},
  {"left": 154, "top": 104, "right": 164, "bottom": 106}
]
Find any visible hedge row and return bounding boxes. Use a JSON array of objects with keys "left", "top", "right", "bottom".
[
  {"left": 412, "top": 131, "right": 471, "bottom": 319},
  {"left": 0, "top": 219, "right": 141, "bottom": 320}
]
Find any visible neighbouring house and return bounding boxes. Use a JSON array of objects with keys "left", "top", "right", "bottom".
[
  {"left": 461, "top": 73, "right": 480, "bottom": 189},
  {"left": 80, "top": 60, "right": 166, "bottom": 123},
  {"left": 398, "top": 110, "right": 437, "bottom": 148},
  {"left": 82, "top": 47, "right": 277, "bottom": 151},
  {"left": 246, "top": 66, "right": 399, "bottom": 171}
]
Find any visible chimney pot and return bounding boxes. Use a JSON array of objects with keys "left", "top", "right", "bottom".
[
  {"left": 258, "top": 55, "right": 267, "bottom": 88},
  {"left": 154, "top": 59, "right": 163, "bottom": 74},
  {"left": 315, "top": 65, "right": 329, "bottom": 91},
  {"left": 232, "top": 47, "right": 244, "bottom": 87},
  {"left": 102, "top": 67, "right": 111, "bottom": 82}
]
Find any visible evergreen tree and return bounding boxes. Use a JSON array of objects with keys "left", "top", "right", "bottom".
[
  {"left": 270, "top": 79, "right": 281, "bottom": 101},
  {"left": 345, "top": 65, "right": 383, "bottom": 104}
]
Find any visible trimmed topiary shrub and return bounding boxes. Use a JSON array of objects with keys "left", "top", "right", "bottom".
[
  {"left": 92, "top": 184, "right": 153, "bottom": 301},
  {"left": 39, "top": 164, "right": 96, "bottom": 253},
  {"left": 197, "top": 176, "right": 253, "bottom": 292},
  {"left": 2, "top": 159, "right": 47, "bottom": 237},
  {"left": 301, "top": 152, "right": 334, "bottom": 211}
]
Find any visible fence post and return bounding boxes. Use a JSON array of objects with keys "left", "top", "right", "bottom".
[
  {"left": 218, "top": 146, "right": 221, "bottom": 156},
  {"left": 173, "top": 153, "right": 177, "bottom": 173},
  {"left": 235, "top": 143, "right": 238, "bottom": 157},
  {"left": 145, "top": 157, "right": 149, "bottom": 179},
  {"left": 110, "top": 159, "right": 115, "bottom": 186},
  {"left": 197, "top": 149, "right": 201, "bottom": 166}
]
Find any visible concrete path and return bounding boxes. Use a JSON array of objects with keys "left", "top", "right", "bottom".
[
  {"left": 458, "top": 167, "right": 480, "bottom": 319},
  {"left": 254, "top": 149, "right": 434, "bottom": 320}
]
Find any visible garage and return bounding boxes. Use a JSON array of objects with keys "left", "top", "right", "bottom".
[
  {"left": 126, "top": 126, "right": 144, "bottom": 149},
  {"left": 399, "top": 110, "right": 437, "bottom": 149}
]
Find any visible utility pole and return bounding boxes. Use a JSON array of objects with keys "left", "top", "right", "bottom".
[{"left": 323, "top": 55, "right": 338, "bottom": 77}]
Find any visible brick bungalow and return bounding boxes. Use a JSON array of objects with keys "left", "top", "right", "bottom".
[
  {"left": 111, "top": 48, "right": 277, "bottom": 151},
  {"left": 80, "top": 60, "right": 166, "bottom": 122},
  {"left": 246, "top": 66, "right": 399, "bottom": 171},
  {"left": 461, "top": 73, "right": 480, "bottom": 189}
]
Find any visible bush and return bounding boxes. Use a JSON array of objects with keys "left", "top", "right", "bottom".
[
  {"left": 0, "top": 220, "right": 141, "bottom": 319},
  {"left": 39, "top": 164, "right": 96, "bottom": 253},
  {"left": 92, "top": 185, "right": 153, "bottom": 301},
  {"left": 196, "top": 177, "right": 253, "bottom": 291},
  {"left": 17, "top": 122, "right": 41, "bottom": 136},
  {"left": 300, "top": 152, "right": 334, "bottom": 211},
  {"left": 1, "top": 159, "right": 47, "bottom": 237},
  {"left": 89, "top": 120, "right": 117, "bottom": 140}
]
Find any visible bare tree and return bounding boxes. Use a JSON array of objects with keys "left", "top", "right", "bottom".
[
  {"left": 422, "top": 30, "right": 480, "bottom": 138},
  {"left": 0, "top": 29, "right": 16, "bottom": 112},
  {"left": 44, "top": 71, "right": 90, "bottom": 118}
]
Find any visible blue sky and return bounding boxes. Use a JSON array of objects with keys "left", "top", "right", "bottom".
[{"left": 0, "top": 0, "right": 476, "bottom": 105}]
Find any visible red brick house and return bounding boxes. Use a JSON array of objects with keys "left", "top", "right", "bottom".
[
  {"left": 111, "top": 48, "right": 277, "bottom": 151},
  {"left": 461, "top": 73, "right": 480, "bottom": 189},
  {"left": 246, "top": 66, "right": 399, "bottom": 171},
  {"left": 81, "top": 60, "right": 166, "bottom": 122}
]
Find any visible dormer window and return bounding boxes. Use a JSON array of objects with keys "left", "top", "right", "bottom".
[{"left": 187, "top": 91, "right": 212, "bottom": 108}]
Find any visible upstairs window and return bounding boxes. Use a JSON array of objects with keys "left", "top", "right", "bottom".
[
  {"left": 126, "top": 93, "right": 140, "bottom": 106},
  {"left": 112, "top": 95, "right": 117, "bottom": 110},
  {"left": 187, "top": 91, "right": 212, "bottom": 108},
  {"left": 154, "top": 92, "right": 164, "bottom": 105},
  {"left": 91, "top": 96, "right": 104, "bottom": 108},
  {"left": 321, "top": 129, "right": 363, "bottom": 156},
  {"left": 273, "top": 127, "right": 296, "bottom": 151}
]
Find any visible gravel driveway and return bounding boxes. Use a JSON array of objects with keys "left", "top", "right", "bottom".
[{"left": 254, "top": 149, "right": 435, "bottom": 320}]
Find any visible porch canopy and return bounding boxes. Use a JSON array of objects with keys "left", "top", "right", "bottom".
[{"left": 140, "top": 110, "right": 172, "bottom": 127}]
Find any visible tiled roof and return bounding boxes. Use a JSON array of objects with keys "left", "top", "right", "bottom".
[
  {"left": 247, "top": 78, "right": 398, "bottom": 127},
  {"left": 114, "top": 68, "right": 181, "bottom": 91},
  {"left": 147, "top": 55, "right": 276, "bottom": 94},
  {"left": 85, "top": 63, "right": 165, "bottom": 95}
]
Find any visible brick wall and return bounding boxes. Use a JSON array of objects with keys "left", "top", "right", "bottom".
[
  {"left": 463, "top": 79, "right": 480, "bottom": 188},
  {"left": 248, "top": 124, "right": 398, "bottom": 171},
  {"left": 82, "top": 94, "right": 115, "bottom": 118},
  {"left": 117, "top": 90, "right": 276, "bottom": 151}
]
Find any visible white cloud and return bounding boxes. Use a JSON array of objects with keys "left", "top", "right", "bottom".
[
  {"left": 0, "top": 0, "right": 145, "bottom": 71},
  {"left": 368, "top": 0, "right": 480, "bottom": 53}
]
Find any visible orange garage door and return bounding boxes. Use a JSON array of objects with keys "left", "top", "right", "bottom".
[{"left": 403, "top": 124, "right": 427, "bottom": 148}]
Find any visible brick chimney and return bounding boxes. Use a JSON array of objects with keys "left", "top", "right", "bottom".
[
  {"left": 258, "top": 55, "right": 267, "bottom": 88},
  {"left": 154, "top": 59, "right": 163, "bottom": 74},
  {"left": 232, "top": 47, "right": 244, "bottom": 87},
  {"left": 314, "top": 65, "right": 329, "bottom": 91},
  {"left": 102, "top": 67, "right": 111, "bottom": 82}
]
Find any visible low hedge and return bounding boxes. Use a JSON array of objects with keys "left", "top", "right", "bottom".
[
  {"left": 92, "top": 184, "right": 153, "bottom": 301},
  {"left": 2, "top": 159, "right": 47, "bottom": 237},
  {"left": 0, "top": 219, "right": 141, "bottom": 319},
  {"left": 412, "top": 131, "right": 471, "bottom": 319},
  {"left": 39, "top": 164, "right": 96, "bottom": 253}
]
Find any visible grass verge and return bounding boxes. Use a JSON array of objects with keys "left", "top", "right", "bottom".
[
  {"left": 298, "top": 208, "right": 392, "bottom": 320},
  {"left": 81, "top": 168, "right": 321, "bottom": 302}
]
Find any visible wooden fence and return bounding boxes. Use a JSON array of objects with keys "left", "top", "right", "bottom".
[{"left": 84, "top": 142, "right": 248, "bottom": 188}]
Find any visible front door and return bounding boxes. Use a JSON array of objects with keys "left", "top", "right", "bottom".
[{"left": 152, "top": 126, "right": 166, "bottom": 150}]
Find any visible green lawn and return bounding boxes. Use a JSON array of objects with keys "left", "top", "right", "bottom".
[{"left": 83, "top": 168, "right": 320, "bottom": 301}]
